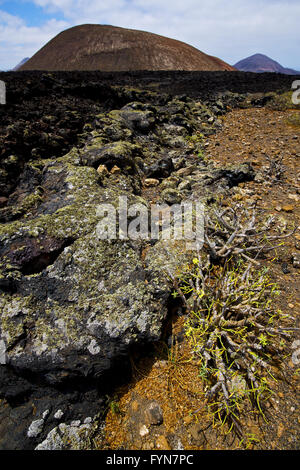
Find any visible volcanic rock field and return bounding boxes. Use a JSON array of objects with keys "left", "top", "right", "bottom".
[{"left": 0, "top": 71, "right": 299, "bottom": 450}]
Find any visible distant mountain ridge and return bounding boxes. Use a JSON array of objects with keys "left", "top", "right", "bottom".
[
  {"left": 234, "top": 53, "right": 299, "bottom": 75},
  {"left": 19, "top": 24, "right": 235, "bottom": 72},
  {"left": 13, "top": 58, "right": 30, "bottom": 71}
]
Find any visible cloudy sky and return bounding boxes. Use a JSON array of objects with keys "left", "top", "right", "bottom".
[{"left": 0, "top": 0, "right": 299, "bottom": 70}]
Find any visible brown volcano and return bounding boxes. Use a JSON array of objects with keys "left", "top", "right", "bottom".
[{"left": 20, "top": 24, "right": 235, "bottom": 72}]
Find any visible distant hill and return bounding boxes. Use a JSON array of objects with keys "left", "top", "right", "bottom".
[
  {"left": 19, "top": 24, "right": 235, "bottom": 72},
  {"left": 234, "top": 54, "right": 299, "bottom": 75},
  {"left": 13, "top": 58, "right": 30, "bottom": 71}
]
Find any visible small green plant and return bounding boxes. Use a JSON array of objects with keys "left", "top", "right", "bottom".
[
  {"left": 258, "top": 333, "right": 268, "bottom": 347},
  {"left": 110, "top": 400, "right": 121, "bottom": 415},
  {"left": 197, "top": 150, "right": 205, "bottom": 160},
  {"left": 239, "top": 432, "right": 260, "bottom": 449},
  {"left": 185, "top": 133, "right": 207, "bottom": 161},
  {"left": 198, "top": 363, "right": 209, "bottom": 380},
  {"left": 106, "top": 395, "right": 121, "bottom": 416},
  {"left": 167, "top": 204, "right": 296, "bottom": 437},
  {"left": 185, "top": 132, "right": 205, "bottom": 145},
  {"left": 173, "top": 258, "right": 286, "bottom": 436}
]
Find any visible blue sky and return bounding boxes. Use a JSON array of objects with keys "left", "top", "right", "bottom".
[
  {"left": 1, "top": 1, "right": 55, "bottom": 26},
  {"left": 0, "top": 0, "right": 299, "bottom": 70}
]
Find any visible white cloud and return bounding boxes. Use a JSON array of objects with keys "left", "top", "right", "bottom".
[
  {"left": 1, "top": 0, "right": 299, "bottom": 70},
  {"left": 0, "top": 10, "right": 69, "bottom": 69}
]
